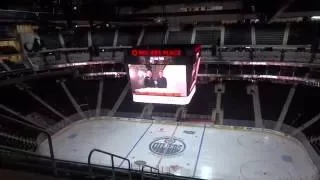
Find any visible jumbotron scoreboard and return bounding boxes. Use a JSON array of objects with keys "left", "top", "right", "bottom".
[{"left": 125, "top": 45, "right": 201, "bottom": 105}]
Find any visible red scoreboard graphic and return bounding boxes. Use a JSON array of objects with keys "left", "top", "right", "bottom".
[{"left": 125, "top": 45, "right": 201, "bottom": 105}]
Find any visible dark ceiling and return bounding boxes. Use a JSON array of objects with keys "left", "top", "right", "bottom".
[{"left": 0, "top": 0, "right": 319, "bottom": 22}]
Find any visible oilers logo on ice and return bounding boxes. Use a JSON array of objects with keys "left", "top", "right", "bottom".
[{"left": 149, "top": 137, "right": 186, "bottom": 156}]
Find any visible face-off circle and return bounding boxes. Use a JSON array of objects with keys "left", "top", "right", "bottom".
[
  {"left": 240, "top": 160, "right": 292, "bottom": 180},
  {"left": 237, "top": 133, "right": 282, "bottom": 152}
]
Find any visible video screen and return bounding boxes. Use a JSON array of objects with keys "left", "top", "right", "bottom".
[
  {"left": 125, "top": 45, "right": 201, "bottom": 105},
  {"left": 128, "top": 64, "right": 194, "bottom": 105}
]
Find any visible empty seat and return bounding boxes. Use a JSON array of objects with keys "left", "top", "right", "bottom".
[
  {"left": 221, "top": 51, "right": 249, "bottom": 61},
  {"left": 223, "top": 81, "right": 254, "bottom": 120},
  {"left": 92, "top": 30, "right": 115, "bottom": 46},
  {"left": 225, "top": 25, "right": 251, "bottom": 45},
  {"left": 0, "top": 62, "right": 6, "bottom": 72},
  {"left": 30, "top": 56, "right": 46, "bottom": 68},
  {"left": 288, "top": 23, "right": 316, "bottom": 45},
  {"left": 166, "top": 30, "right": 192, "bottom": 44},
  {"left": 253, "top": 51, "right": 281, "bottom": 61},
  {"left": 117, "top": 28, "right": 140, "bottom": 46},
  {"left": 100, "top": 51, "right": 113, "bottom": 60},
  {"left": 44, "top": 53, "right": 68, "bottom": 65},
  {"left": 67, "top": 52, "right": 90, "bottom": 62},
  {"left": 284, "top": 51, "right": 312, "bottom": 62},
  {"left": 284, "top": 85, "right": 320, "bottom": 129},
  {"left": 39, "top": 32, "right": 62, "bottom": 49},
  {"left": 62, "top": 29, "right": 88, "bottom": 48},
  {"left": 195, "top": 30, "right": 220, "bottom": 45},
  {"left": 201, "top": 49, "right": 212, "bottom": 57},
  {"left": 114, "top": 51, "right": 124, "bottom": 61},
  {"left": 200, "top": 48, "right": 220, "bottom": 61},
  {"left": 0, "top": 46, "right": 19, "bottom": 54},
  {"left": 255, "top": 24, "right": 285, "bottom": 45},
  {"left": 3, "top": 60, "right": 26, "bottom": 70},
  {"left": 313, "top": 53, "right": 320, "bottom": 64},
  {"left": 187, "top": 83, "right": 216, "bottom": 115},
  {"left": 141, "top": 27, "right": 166, "bottom": 45}
]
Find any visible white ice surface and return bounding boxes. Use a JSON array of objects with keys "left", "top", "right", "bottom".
[{"left": 38, "top": 119, "right": 318, "bottom": 180}]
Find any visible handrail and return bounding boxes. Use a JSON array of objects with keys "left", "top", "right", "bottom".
[
  {"left": 0, "top": 113, "right": 56, "bottom": 175},
  {"left": 88, "top": 148, "right": 131, "bottom": 180},
  {"left": 0, "top": 145, "right": 117, "bottom": 170},
  {"left": 141, "top": 164, "right": 160, "bottom": 180},
  {"left": 0, "top": 145, "right": 205, "bottom": 180},
  {"left": 142, "top": 164, "right": 160, "bottom": 174},
  {"left": 0, "top": 144, "right": 51, "bottom": 159}
]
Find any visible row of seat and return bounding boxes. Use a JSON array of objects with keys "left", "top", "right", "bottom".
[
  {"left": 37, "top": 23, "right": 316, "bottom": 49},
  {"left": 25, "top": 47, "right": 320, "bottom": 69}
]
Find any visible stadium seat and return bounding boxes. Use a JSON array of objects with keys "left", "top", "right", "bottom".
[
  {"left": 39, "top": 32, "right": 62, "bottom": 49},
  {"left": 141, "top": 27, "right": 166, "bottom": 45},
  {"left": 166, "top": 30, "right": 192, "bottom": 44},
  {"left": 224, "top": 25, "right": 251, "bottom": 45},
  {"left": 92, "top": 30, "right": 115, "bottom": 47},
  {"left": 255, "top": 24, "right": 285, "bottom": 45},
  {"left": 288, "top": 23, "right": 316, "bottom": 45},
  {"left": 284, "top": 51, "right": 312, "bottom": 62},
  {"left": 195, "top": 29, "right": 220, "bottom": 45},
  {"left": 67, "top": 52, "right": 90, "bottom": 62},
  {"left": 117, "top": 27, "right": 141, "bottom": 46},
  {"left": 253, "top": 50, "right": 282, "bottom": 61}
]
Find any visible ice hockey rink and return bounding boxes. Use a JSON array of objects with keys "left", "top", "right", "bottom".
[{"left": 38, "top": 117, "right": 319, "bottom": 180}]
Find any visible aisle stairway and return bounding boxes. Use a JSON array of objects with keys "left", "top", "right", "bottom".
[{"left": 0, "top": 132, "right": 37, "bottom": 151}]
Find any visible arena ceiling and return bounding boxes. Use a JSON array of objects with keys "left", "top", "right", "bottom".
[{"left": 0, "top": 0, "right": 319, "bottom": 23}]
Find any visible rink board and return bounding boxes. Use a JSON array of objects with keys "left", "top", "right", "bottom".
[{"left": 38, "top": 118, "right": 318, "bottom": 180}]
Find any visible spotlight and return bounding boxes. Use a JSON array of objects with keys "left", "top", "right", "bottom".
[{"left": 311, "top": 16, "right": 320, "bottom": 21}]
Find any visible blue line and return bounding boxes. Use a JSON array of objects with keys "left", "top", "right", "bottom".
[
  {"left": 192, "top": 124, "right": 206, "bottom": 177},
  {"left": 118, "top": 122, "right": 153, "bottom": 168}
]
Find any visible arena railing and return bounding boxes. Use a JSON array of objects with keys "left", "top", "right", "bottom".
[
  {"left": 33, "top": 110, "right": 320, "bottom": 179},
  {"left": 35, "top": 107, "right": 320, "bottom": 170},
  {"left": 24, "top": 45, "right": 319, "bottom": 70},
  {"left": 141, "top": 164, "right": 160, "bottom": 180},
  {"left": 0, "top": 145, "right": 205, "bottom": 180},
  {"left": 0, "top": 145, "right": 130, "bottom": 179},
  {"left": 0, "top": 114, "right": 56, "bottom": 172},
  {"left": 88, "top": 148, "right": 132, "bottom": 180}
]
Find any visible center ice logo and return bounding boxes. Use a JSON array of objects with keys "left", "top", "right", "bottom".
[{"left": 149, "top": 137, "right": 186, "bottom": 156}]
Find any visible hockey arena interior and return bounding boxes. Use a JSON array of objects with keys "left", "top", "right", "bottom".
[{"left": 1, "top": 0, "right": 320, "bottom": 180}]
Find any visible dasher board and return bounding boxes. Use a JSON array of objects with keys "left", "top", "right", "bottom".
[{"left": 38, "top": 118, "right": 318, "bottom": 180}]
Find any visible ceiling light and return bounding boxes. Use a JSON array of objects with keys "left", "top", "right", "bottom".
[{"left": 311, "top": 16, "right": 320, "bottom": 20}]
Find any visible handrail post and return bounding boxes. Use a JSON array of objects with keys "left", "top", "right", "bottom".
[
  {"left": 88, "top": 148, "right": 132, "bottom": 180},
  {"left": 111, "top": 156, "right": 115, "bottom": 180},
  {"left": 0, "top": 113, "right": 56, "bottom": 175},
  {"left": 141, "top": 166, "right": 145, "bottom": 180},
  {"left": 142, "top": 164, "right": 160, "bottom": 180},
  {"left": 47, "top": 134, "right": 57, "bottom": 175},
  {"left": 88, "top": 150, "right": 94, "bottom": 176}
]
